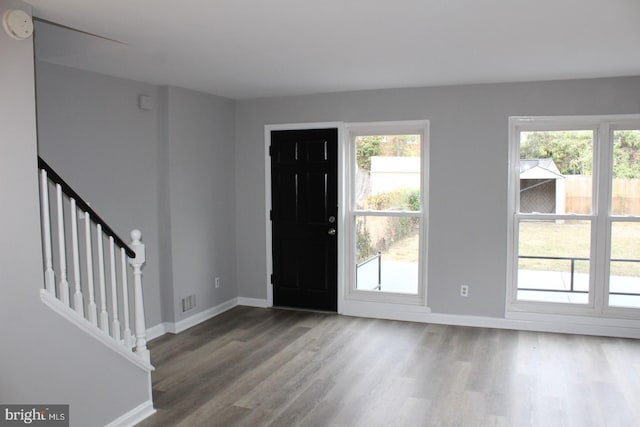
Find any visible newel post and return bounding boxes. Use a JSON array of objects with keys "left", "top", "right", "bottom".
[{"left": 128, "top": 229, "right": 150, "bottom": 363}]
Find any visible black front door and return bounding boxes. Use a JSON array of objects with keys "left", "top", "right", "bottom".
[{"left": 270, "top": 128, "right": 338, "bottom": 312}]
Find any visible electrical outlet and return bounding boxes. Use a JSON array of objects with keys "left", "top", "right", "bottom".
[
  {"left": 460, "top": 285, "right": 469, "bottom": 297},
  {"left": 215, "top": 277, "right": 221, "bottom": 289}
]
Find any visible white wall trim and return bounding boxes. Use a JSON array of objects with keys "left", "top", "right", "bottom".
[
  {"left": 146, "top": 322, "right": 169, "bottom": 341},
  {"left": 341, "top": 300, "right": 432, "bottom": 323},
  {"left": 237, "top": 297, "right": 269, "bottom": 308},
  {"left": 342, "top": 301, "right": 640, "bottom": 339},
  {"left": 147, "top": 294, "right": 639, "bottom": 342},
  {"left": 167, "top": 298, "right": 238, "bottom": 334},
  {"left": 146, "top": 297, "right": 270, "bottom": 340},
  {"left": 105, "top": 400, "right": 155, "bottom": 427},
  {"left": 40, "top": 290, "right": 154, "bottom": 372}
]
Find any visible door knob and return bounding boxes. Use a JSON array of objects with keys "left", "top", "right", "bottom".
[{"left": 328, "top": 228, "right": 336, "bottom": 236}]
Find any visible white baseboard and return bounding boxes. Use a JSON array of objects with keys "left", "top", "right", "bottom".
[
  {"left": 237, "top": 297, "right": 269, "bottom": 308},
  {"left": 166, "top": 298, "right": 238, "bottom": 334},
  {"left": 105, "top": 400, "right": 155, "bottom": 427},
  {"left": 147, "top": 298, "right": 238, "bottom": 341},
  {"left": 146, "top": 297, "right": 269, "bottom": 340},
  {"left": 341, "top": 299, "right": 640, "bottom": 339},
  {"left": 147, "top": 295, "right": 640, "bottom": 340},
  {"left": 146, "top": 322, "right": 168, "bottom": 341}
]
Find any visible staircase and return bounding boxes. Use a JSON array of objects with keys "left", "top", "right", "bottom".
[{"left": 37, "top": 156, "right": 153, "bottom": 367}]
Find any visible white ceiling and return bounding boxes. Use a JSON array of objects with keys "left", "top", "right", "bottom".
[{"left": 24, "top": 0, "right": 640, "bottom": 100}]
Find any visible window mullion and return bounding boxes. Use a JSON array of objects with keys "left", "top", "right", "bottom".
[
  {"left": 353, "top": 210, "right": 422, "bottom": 217},
  {"left": 515, "top": 213, "right": 595, "bottom": 221},
  {"left": 593, "top": 123, "right": 613, "bottom": 312}
]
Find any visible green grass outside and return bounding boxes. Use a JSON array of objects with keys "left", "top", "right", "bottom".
[{"left": 519, "top": 221, "right": 640, "bottom": 276}]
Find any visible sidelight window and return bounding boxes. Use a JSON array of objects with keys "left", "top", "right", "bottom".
[{"left": 347, "top": 121, "right": 429, "bottom": 304}]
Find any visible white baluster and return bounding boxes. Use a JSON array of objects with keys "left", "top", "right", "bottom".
[
  {"left": 97, "top": 224, "right": 109, "bottom": 334},
  {"left": 39, "top": 170, "right": 55, "bottom": 294},
  {"left": 56, "top": 184, "right": 70, "bottom": 306},
  {"left": 121, "top": 247, "right": 133, "bottom": 349},
  {"left": 109, "top": 237, "right": 121, "bottom": 341},
  {"left": 84, "top": 212, "right": 97, "bottom": 325},
  {"left": 70, "top": 198, "right": 84, "bottom": 316},
  {"left": 129, "top": 230, "right": 149, "bottom": 362}
]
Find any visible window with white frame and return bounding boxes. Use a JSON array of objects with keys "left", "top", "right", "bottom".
[
  {"left": 508, "top": 116, "right": 640, "bottom": 315},
  {"left": 347, "top": 121, "right": 429, "bottom": 304}
]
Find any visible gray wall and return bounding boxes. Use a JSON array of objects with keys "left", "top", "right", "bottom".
[
  {"left": 0, "top": 1, "right": 151, "bottom": 425},
  {"left": 32, "top": 25, "right": 640, "bottom": 323},
  {"left": 36, "top": 62, "right": 237, "bottom": 326},
  {"left": 234, "top": 77, "right": 640, "bottom": 317},
  {"left": 164, "top": 86, "right": 237, "bottom": 319}
]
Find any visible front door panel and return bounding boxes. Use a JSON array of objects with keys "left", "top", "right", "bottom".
[{"left": 271, "top": 128, "right": 338, "bottom": 311}]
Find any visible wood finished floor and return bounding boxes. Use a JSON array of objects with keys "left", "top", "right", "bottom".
[{"left": 137, "top": 306, "right": 640, "bottom": 427}]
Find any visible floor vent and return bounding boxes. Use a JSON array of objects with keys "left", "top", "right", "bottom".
[{"left": 181, "top": 295, "right": 196, "bottom": 312}]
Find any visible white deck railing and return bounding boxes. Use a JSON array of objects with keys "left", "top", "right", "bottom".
[{"left": 38, "top": 157, "right": 149, "bottom": 363}]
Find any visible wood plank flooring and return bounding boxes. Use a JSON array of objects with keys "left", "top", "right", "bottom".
[{"left": 137, "top": 306, "right": 640, "bottom": 427}]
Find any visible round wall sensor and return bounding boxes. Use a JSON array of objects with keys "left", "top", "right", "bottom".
[{"left": 3, "top": 9, "right": 34, "bottom": 40}]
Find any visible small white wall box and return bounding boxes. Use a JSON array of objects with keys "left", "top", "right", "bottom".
[{"left": 138, "top": 95, "right": 154, "bottom": 111}]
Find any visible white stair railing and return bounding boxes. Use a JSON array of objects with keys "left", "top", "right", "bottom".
[
  {"left": 129, "top": 230, "right": 149, "bottom": 361},
  {"left": 37, "top": 157, "right": 149, "bottom": 363},
  {"left": 39, "top": 169, "right": 55, "bottom": 294},
  {"left": 70, "top": 198, "right": 84, "bottom": 316}
]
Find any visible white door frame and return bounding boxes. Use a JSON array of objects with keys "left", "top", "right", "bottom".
[{"left": 264, "top": 122, "right": 345, "bottom": 312}]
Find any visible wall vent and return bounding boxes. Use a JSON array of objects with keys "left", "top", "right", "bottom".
[{"left": 181, "top": 295, "right": 196, "bottom": 312}]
